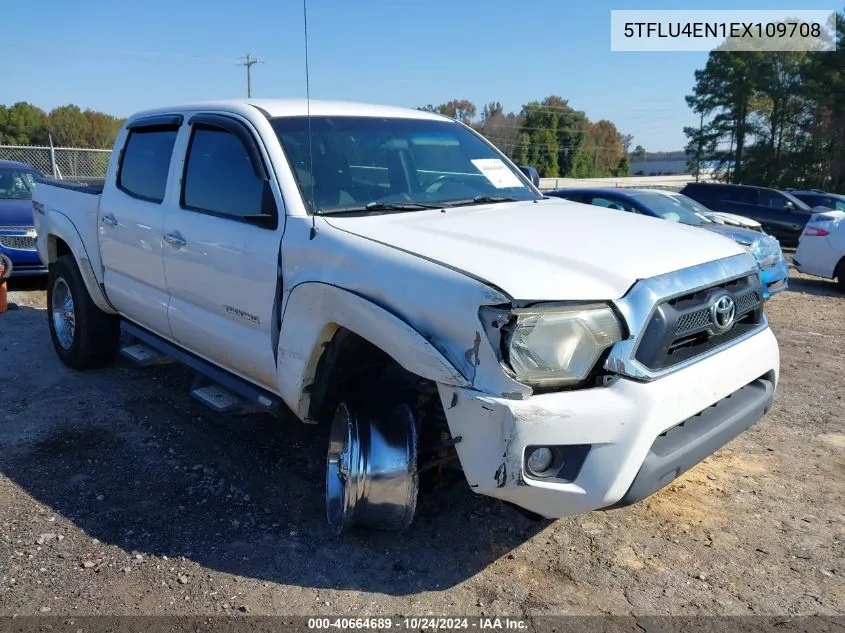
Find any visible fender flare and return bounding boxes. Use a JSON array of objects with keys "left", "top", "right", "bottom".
[
  {"left": 43, "top": 213, "right": 117, "bottom": 314},
  {"left": 277, "top": 282, "right": 471, "bottom": 420}
]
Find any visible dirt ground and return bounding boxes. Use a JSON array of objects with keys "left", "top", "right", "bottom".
[{"left": 0, "top": 266, "right": 843, "bottom": 618}]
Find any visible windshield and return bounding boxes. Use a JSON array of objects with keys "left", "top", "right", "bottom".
[
  {"left": 628, "top": 190, "right": 708, "bottom": 226},
  {"left": 666, "top": 192, "right": 714, "bottom": 217},
  {"left": 270, "top": 116, "right": 539, "bottom": 214},
  {"left": 0, "top": 166, "right": 37, "bottom": 200}
]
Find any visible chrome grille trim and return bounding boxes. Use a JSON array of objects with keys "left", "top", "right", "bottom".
[{"left": 605, "top": 253, "right": 769, "bottom": 382}]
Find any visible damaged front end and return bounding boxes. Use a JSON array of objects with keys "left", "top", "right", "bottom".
[{"left": 434, "top": 254, "right": 779, "bottom": 520}]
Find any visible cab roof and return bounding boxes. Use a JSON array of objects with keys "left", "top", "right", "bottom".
[{"left": 127, "top": 99, "right": 452, "bottom": 123}]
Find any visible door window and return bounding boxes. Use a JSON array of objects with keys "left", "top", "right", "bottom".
[
  {"left": 722, "top": 187, "right": 757, "bottom": 205},
  {"left": 117, "top": 128, "right": 178, "bottom": 203},
  {"left": 758, "top": 190, "right": 789, "bottom": 209},
  {"left": 182, "top": 127, "right": 264, "bottom": 219}
]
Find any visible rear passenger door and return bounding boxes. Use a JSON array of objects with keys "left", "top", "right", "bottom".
[
  {"left": 162, "top": 113, "right": 285, "bottom": 390},
  {"left": 98, "top": 115, "right": 181, "bottom": 338},
  {"left": 718, "top": 186, "right": 764, "bottom": 223}
]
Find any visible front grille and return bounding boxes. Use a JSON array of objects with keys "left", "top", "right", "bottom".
[
  {"left": 735, "top": 290, "right": 760, "bottom": 313},
  {"left": 676, "top": 307, "right": 710, "bottom": 334},
  {"left": 0, "top": 235, "right": 37, "bottom": 251},
  {"left": 635, "top": 274, "right": 764, "bottom": 371}
]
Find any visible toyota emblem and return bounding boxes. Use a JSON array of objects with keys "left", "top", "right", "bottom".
[{"left": 710, "top": 294, "right": 736, "bottom": 332}]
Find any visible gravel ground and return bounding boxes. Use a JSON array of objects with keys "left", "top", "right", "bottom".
[{"left": 0, "top": 267, "right": 843, "bottom": 617}]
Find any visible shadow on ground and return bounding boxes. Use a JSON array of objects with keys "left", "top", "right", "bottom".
[
  {"left": 6, "top": 276, "right": 48, "bottom": 292},
  {"left": 785, "top": 275, "right": 842, "bottom": 298},
  {"left": 0, "top": 308, "right": 548, "bottom": 594}
]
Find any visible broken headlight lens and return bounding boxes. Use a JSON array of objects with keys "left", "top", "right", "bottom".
[{"left": 497, "top": 304, "right": 623, "bottom": 388}]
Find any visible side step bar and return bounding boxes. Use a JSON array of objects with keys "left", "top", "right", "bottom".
[
  {"left": 120, "top": 343, "right": 175, "bottom": 366},
  {"left": 119, "top": 321, "right": 282, "bottom": 417}
]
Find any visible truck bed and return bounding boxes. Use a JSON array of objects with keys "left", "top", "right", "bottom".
[
  {"left": 32, "top": 178, "right": 104, "bottom": 284},
  {"left": 35, "top": 176, "right": 105, "bottom": 195}
]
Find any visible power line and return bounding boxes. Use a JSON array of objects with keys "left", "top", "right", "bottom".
[{"left": 239, "top": 54, "right": 264, "bottom": 98}]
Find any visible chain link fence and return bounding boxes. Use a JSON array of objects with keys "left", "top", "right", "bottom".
[{"left": 0, "top": 145, "right": 112, "bottom": 180}]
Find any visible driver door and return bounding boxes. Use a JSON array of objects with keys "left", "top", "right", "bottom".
[
  {"left": 162, "top": 113, "right": 285, "bottom": 390},
  {"left": 758, "top": 190, "right": 810, "bottom": 242}
]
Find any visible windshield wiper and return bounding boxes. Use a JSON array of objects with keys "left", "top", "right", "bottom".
[
  {"left": 317, "top": 201, "right": 444, "bottom": 215},
  {"left": 441, "top": 195, "right": 522, "bottom": 207}
]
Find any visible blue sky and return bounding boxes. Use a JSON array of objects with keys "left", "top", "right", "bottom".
[{"left": 3, "top": 0, "right": 837, "bottom": 150}]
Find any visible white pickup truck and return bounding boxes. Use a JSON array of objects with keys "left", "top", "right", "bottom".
[{"left": 32, "top": 99, "right": 780, "bottom": 534}]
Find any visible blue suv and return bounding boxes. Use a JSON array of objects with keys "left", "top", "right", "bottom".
[{"left": 0, "top": 160, "right": 46, "bottom": 277}]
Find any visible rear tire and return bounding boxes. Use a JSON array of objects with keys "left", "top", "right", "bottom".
[
  {"left": 0, "top": 253, "right": 12, "bottom": 281},
  {"left": 47, "top": 255, "right": 120, "bottom": 369},
  {"left": 836, "top": 259, "right": 845, "bottom": 293}
]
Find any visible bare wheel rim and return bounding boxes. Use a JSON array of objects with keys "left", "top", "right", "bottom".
[
  {"left": 51, "top": 277, "right": 76, "bottom": 350},
  {"left": 326, "top": 402, "right": 418, "bottom": 534}
]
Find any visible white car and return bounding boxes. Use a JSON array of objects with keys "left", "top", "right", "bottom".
[
  {"left": 652, "top": 190, "right": 764, "bottom": 231},
  {"left": 31, "top": 99, "right": 780, "bottom": 534},
  {"left": 793, "top": 209, "right": 845, "bottom": 292},
  {"left": 701, "top": 210, "right": 764, "bottom": 232}
]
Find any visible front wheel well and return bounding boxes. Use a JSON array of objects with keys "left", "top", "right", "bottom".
[
  {"left": 307, "top": 328, "right": 394, "bottom": 423},
  {"left": 308, "top": 327, "right": 456, "bottom": 468},
  {"left": 834, "top": 258, "right": 845, "bottom": 292},
  {"left": 48, "top": 235, "right": 72, "bottom": 263}
]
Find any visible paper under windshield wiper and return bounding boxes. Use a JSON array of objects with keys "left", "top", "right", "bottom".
[
  {"left": 442, "top": 195, "right": 521, "bottom": 207},
  {"left": 317, "top": 201, "right": 444, "bottom": 215}
]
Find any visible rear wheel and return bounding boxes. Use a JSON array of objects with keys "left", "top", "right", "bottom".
[
  {"left": 47, "top": 255, "right": 120, "bottom": 369},
  {"left": 836, "top": 259, "right": 845, "bottom": 293}
]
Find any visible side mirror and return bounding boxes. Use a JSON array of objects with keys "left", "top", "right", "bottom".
[
  {"left": 784, "top": 201, "right": 795, "bottom": 211},
  {"left": 518, "top": 165, "right": 540, "bottom": 187}
]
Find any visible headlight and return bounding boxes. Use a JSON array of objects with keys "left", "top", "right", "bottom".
[{"left": 482, "top": 304, "right": 624, "bottom": 388}]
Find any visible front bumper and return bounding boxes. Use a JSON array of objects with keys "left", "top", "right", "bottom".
[
  {"left": 760, "top": 259, "right": 789, "bottom": 299},
  {"left": 0, "top": 232, "right": 47, "bottom": 277},
  {"left": 438, "top": 326, "right": 779, "bottom": 519}
]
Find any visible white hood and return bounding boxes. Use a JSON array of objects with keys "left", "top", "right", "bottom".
[
  {"left": 704, "top": 211, "right": 762, "bottom": 229},
  {"left": 325, "top": 198, "right": 748, "bottom": 301}
]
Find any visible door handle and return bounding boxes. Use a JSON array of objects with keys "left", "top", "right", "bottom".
[
  {"left": 101, "top": 214, "right": 118, "bottom": 226},
  {"left": 164, "top": 232, "right": 187, "bottom": 247}
]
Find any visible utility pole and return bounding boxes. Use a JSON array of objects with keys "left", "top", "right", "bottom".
[
  {"left": 727, "top": 123, "right": 736, "bottom": 183},
  {"left": 240, "top": 54, "right": 263, "bottom": 98},
  {"left": 695, "top": 110, "right": 704, "bottom": 183}
]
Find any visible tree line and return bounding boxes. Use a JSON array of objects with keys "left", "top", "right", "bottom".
[
  {"left": 2, "top": 96, "right": 633, "bottom": 179},
  {"left": 0, "top": 102, "right": 123, "bottom": 149},
  {"left": 419, "top": 97, "right": 632, "bottom": 178},
  {"left": 684, "top": 14, "right": 845, "bottom": 190}
]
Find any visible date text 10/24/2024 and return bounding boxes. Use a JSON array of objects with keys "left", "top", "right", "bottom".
[{"left": 307, "top": 617, "right": 528, "bottom": 630}]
